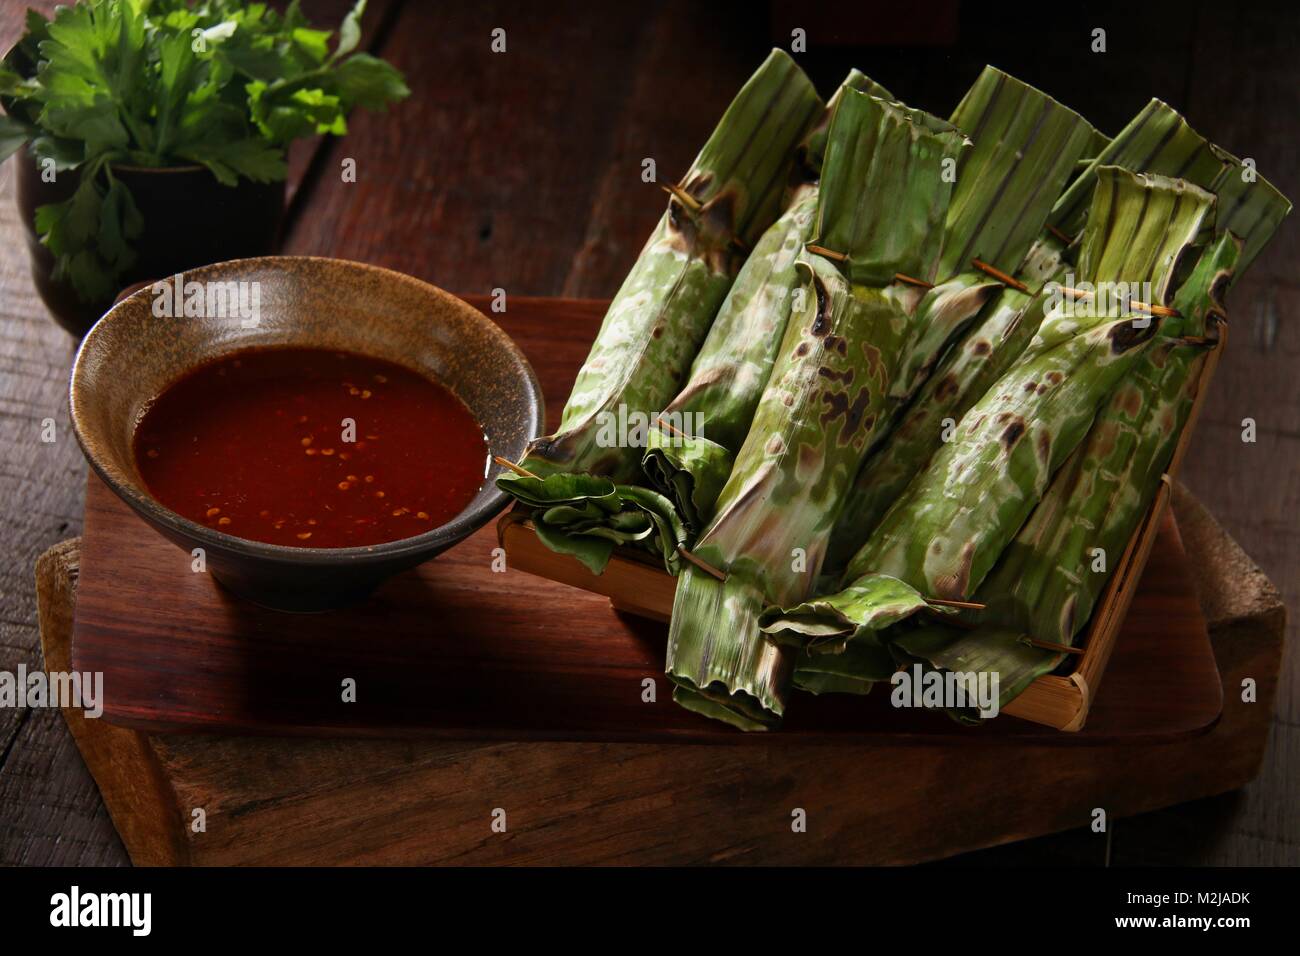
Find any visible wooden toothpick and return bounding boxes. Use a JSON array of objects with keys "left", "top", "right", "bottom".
[
  {"left": 493, "top": 455, "right": 540, "bottom": 480},
  {"left": 662, "top": 183, "right": 702, "bottom": 213},
  {"left": 676, "top": 545, "right": 727, "bottom": 581},
  {"left": 1026, "top": 637, "right": 1084, "bottom": 657},
  {"left": 927, "top": 597, "right": 986, "bottom": 611},
  {"left": 971, "top": 258, "right": 1029, "bottom": 292}
]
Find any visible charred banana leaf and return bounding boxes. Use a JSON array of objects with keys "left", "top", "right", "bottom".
[
  {"left": 519, "top": 50, "right": 822, "bottom": 482},
  {"left": 642, "top": 70, "right": 892, "bottom": 535},
  {"left": 892, "top": 66, "right": 1096, "bottom": 405},
  {"left": 783, "top": 168, "right": 1216, "bottom": 698},
  {"left": 976, "top": 162, "right": 1290, "bottom": 643},
  {"left": 666, "top": 91, "right": 968, "bottom": 729},
  {"left": 827, "top": 107, "right": 1235, "bottom": 568}
]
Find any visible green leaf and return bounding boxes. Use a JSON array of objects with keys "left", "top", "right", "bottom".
[
  {"left": 65, "top": 247, "right": 117, "bottom": 304},
  {"left": 39, "top": 4, "right": 108, "bottom": 88},
  {"left": 221, "top": 36, "right": 290, "bottom": 82},
  {"left": 39, "top": 96, "right": 128, "bottom": 156},
  {"left": 333, "top": 0, "right": 367, "bottom": 60},
  {"left": 293, "top": 87, "right": 346, "bottom": 134},
  {"left": 533, "top": 521, "right": 616, "bottom": 576},
  {"left": 495, "top": 471, "right": 619, "bottom": 508},
  {"left": 292, "top": 27, "right": 333, "bottom": 64},
  {"left": 333, "top": 53, "right": 410, "bottom": 110},
  {"left": 30, "top": 134, "right": 90, "bottom": 171},
  {"left": 98, "top": 176, "right": 142, "bottom": 272},
  {"left": 0, "top": 116, "right": 29, "bottom": 164},
  {"left": 177, "top": 137, "right": 287, "bottom": 184}
]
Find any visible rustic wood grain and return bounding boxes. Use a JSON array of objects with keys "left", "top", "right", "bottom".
[
  {"left": 33, "top": 488, "right": 1286, "bottom": 865},
  {"left": 0, "top": 0, "right": 99, "bottom": 861},
  {"left": 0, "top": 0, "right": 402, "bottom": 866},
  {"left": 1141, "top": 1, "right": 1300, "bottom": 868},
  {"left": 278, "top": 1, "right": 766, "bottom": 299}
]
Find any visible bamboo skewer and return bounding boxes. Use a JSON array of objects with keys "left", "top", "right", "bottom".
[
  {"left": 493, "top": 455, "right": 540, "bottom": 480},
  {"left": 805, "top": 245, "right": 937, "bottom": 291},
  {"left": 1057, "top": 286, "right": 1180, "bottom": 318},
  {"left": 971, "top": 258, "right": 1029, "bottom": 292},
  {"left": 1026, "top": 637, "right": 1085, "bottom": 656},
  {"left": 927, "top": 597, "right": 986, "bottom": 610},
  {"left": 805, "top": 243, "right": 847, "bottom": 261},
  {"left": 1046, "top": 223, "right": 1073, "bottom": 244},
  {"left": 661, "top": 183, "right": 702, "bottom": 213},
  {"left": 676, "top": 545, "right": 727, "bottom": 581},
  {"left": 654, "top": 416, "right": 688, "bottom": 438},
  {"left": 892, "top": 272, "right": 935, "bottom": 289}
]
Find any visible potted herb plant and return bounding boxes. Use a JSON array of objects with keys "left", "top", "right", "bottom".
[{"left": 0, "top": 0, "right": 408, "bottom": 335}]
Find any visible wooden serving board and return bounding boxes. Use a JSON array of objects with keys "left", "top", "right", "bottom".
[{"left": 70, "top": 296, "right": 1223, "bottom": 742}]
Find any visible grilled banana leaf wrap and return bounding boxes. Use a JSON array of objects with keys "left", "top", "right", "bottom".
[
  {"left": 765, "top": 168, "right": 1216, "bottom": 701},
  {"left": 514, "top": 49, "right": 822, "bottom": 484},
  {"left": 826, "top": 98, "right": 1254, "bottom": 571},
  {"left": 666, "top": 91, "right": 968, "bottom": 730},
  {"left": 974, "top": 163, "right": 1290, "bottom": 644},
  {"left": 825, "top": 239, "right": 1066, "bottom": 570},
  {"left": 640, "top": 70, "right": 893, "bottom": 536},
  {"left": 889, "top": 66, "right": 1096, "bottom": 408},
  {"left": 496, "top": 51, "right": 821, "bottom": 572},
  {"left": 878, "top": 158, "right": 1287, "bottom": 718}
]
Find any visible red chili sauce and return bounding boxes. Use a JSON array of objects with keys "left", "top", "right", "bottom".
[{"left": 133, "top": 348, "right": 488, "bottom": 548}]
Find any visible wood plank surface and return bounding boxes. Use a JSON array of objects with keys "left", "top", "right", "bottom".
[
  {"left": 1, "top": 0, "right": 1296, "bottom": 865},
  {"left": 34, "top": 486, "right": 1286, "bottom": 865}
]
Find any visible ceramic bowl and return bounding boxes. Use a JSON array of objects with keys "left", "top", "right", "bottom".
[{"left": 70, "top": 256, "right": 543, "bottom": 611}]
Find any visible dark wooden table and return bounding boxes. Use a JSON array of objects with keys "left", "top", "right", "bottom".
[{"left": 1, "top": 0, "right": 1295, "bottom": 865}]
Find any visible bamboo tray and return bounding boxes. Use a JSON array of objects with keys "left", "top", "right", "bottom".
[{"left": 498, "top": 324, "right": 1228, "bottom": 733}]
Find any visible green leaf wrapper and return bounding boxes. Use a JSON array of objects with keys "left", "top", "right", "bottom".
[
  {"left": 640, "top": 71, "right": 893, "bottom": 534},
  {"left": 520, "top": 50, "right": 823, "bottom": 482},
  {"left": 666, "top": 91, "right": 968, "bottom": 729}
]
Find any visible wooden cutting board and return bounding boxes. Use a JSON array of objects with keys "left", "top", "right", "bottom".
[{"left": 69, "top": 296, "right": 1223, "bottom": 743}]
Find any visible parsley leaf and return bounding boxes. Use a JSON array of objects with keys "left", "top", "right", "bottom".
[{"left": 2, "top": 0, "right": 408, "bottom": 305}]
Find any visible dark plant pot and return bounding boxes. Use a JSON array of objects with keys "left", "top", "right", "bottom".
[{"left": 15, "top": 148, "right": 285, "bottom": 337}]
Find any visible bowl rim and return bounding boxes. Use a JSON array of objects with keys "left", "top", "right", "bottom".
[{"left": 69, "top": 254, "right": 544, "bottom": 567}]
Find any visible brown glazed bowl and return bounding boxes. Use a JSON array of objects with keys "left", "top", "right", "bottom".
[{"left": 70, "top": 256, "right": 544, "bottom": 612}]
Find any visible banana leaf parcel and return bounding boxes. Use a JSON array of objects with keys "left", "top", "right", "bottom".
[
  {"left": 764, "top": 168, "right": 1216, "bottom": 699},
  {"left": 517, "top": 49, "right": 822, "bottom": 482},
  {"left": 890, "top": 66, "right": 1096, "bottom": 407},
  {"left": 641, "top": 70, "right": 892, "bottom": 535},
  {"left": 879, "top": 231, "right": 1256, "bottom": 718},
  {"left": 785, "top": 142, "right": 1288, "bottom": 715},
  {"left": 973, "top": 159, "right": 1290, "bottom": 646},
  {"left": 826, "top": 98, "right": 1251, "bottom": 569},
  {"left": 665, "top": 90, "right": 969, "bottom": 730}
]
